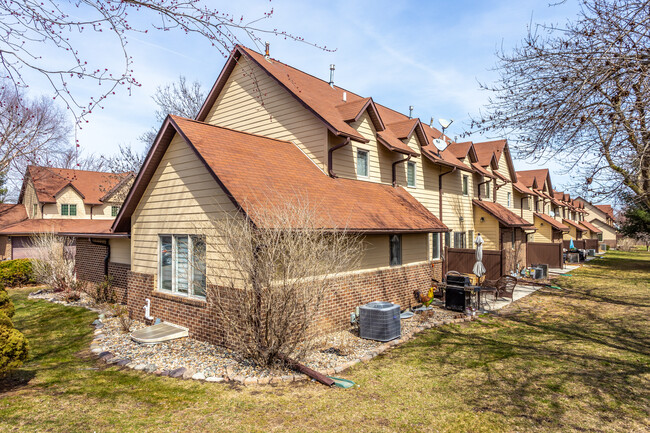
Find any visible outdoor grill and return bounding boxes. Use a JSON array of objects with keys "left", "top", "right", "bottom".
[{"left": 445, "top": 274, "right": 472, "bottom": 312}]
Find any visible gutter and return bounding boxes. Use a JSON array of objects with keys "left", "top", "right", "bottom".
[
  {"left": 327, "top": 138, "right": 351, "bottom": 178},
  {"left": 477, "top": 179, "right": 490, "bottom": 200},
  {"left": 392, "top": 155, "right": 411, "bottom": 188},
  {"left": 90, "top": 238, "right": 110, "bottom": 277},
  {"left": 493, "top": 179, "right": 508, "bottom": 202},
  {"left": 438, "top": 167, "right": 456, "bottom": 256}
]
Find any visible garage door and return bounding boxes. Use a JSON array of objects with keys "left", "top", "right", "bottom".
[{"left": 11, "top": 236, "right": 76, "bottom": 259}]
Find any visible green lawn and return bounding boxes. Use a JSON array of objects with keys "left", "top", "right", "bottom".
[{"left": 1, "top": 251, "right": 649, "bottom": 432}]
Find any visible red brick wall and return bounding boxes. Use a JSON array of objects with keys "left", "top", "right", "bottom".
[
  {"left": 75, "top": 238, "right": 107, "bottom": 284},
  {"left": 125, "top": 260, "right": 440, "bottom": 348}
]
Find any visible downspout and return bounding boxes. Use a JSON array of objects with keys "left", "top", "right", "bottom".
[
  {"left": 40, "top": 204, "right": 45, "bottom": 219},
  {"left": 392, "top": 154, "right": 411, "bottom": 188},
  {"left": 438, "top": 167, "right": 456, "bottom": 257},
  {"left": 90, "top": 238, "right": 110, "bottom": 277},
  {"left": 327, "top": 137, "right": 351, "bottom": 178},
  {"left": 493, "top": 179, "right": 507, "bottom": 203},
  {"left": 477, "top": 179, "right": 489, "bottom": 201}
]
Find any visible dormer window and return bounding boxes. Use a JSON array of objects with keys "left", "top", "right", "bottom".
[
  {"left": 356, "top": 149, "right": 369, "bottom": 178},
  {"left": 61, "top": 204, "right": 77, "bottom": 216},
  {"left": 111, "top": 205, "right": 120, "bottom": 217},
  {"left": 407, "top": 161, "right": 416, "bottom": 187}
]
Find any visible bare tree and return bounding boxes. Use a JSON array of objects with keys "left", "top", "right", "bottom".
[
  {"left": 0, "top": 1, "right": 326, "bottom": 125},
  {"left": 50, "top": 147, "right": 107, "bottom": 172},
  {"left": 0, "top": 83, "right": 69, "bottom": 198},
  {"left": 473, "top": 0, "right": 650, "bottom": 208},
  {"left": 202, "top": 198, "right": 362, "bottom": 367},
  {"left": 101, "top": 76, "right": 206, "bottom": 173}
]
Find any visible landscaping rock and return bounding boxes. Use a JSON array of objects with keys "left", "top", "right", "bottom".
[
  {"left": 92, "top": 319, "right": 102, "bottom": 326},
  {"left": 205, "top": 376, "right": 224, "bottom": 383},
  {"left": 98, "top": 351, "right": 113, "bottom": 361},
  {"left": 182, "top": 368, "right": 196, "bottom": 380},
  {"left": 133, "top": 364, "right": 146, "bottom": 371},
  {"left": 169, "top": 367, "right": 186, "bottom": 378},
  {"left": 144, "top": 364, "right": 157, "bottom": 373},
  {"left": 243, "top": 377, "right": 257, "bottom": 385},
  {"left": 192, "top": 372, "right": 205, "bottom": 381},
  {"left": 160, "top": 370, "right": 170, "bottom": 377},
  {"left": 116, "top": 359, "right": 131, "bottom": 367},
  {"left": 280, "top": 375, "right": 293, "bottom": 382},
  {"left": 233, "top": 374, "right": 245, "bottom": 383},
  {"left": 257, "top": 377, "right": 271, "bottom": 385}
]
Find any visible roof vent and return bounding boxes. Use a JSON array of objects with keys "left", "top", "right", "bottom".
[
  {"left": 409, "top": 106, "right": 414, "bottom": 119},
  {"left": 329, "top": 64, "right": 335, "bottom": 88},
  {"left": 342, "top": 91, "right": 347, "bottom": 102},
  {"left": 264, "top": 42, "right": 270, "bottom": 59}
]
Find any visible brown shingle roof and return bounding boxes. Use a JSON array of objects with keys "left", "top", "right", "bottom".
[
  {"left": 595, "top": 204, "right": 615, "bottom": 220},
  {"left": 0, "top": 218, "right": 114, "bottom": 235},
  {"left": 517, "top": 169, "right": 552, "bottom": 192},
  {"left": 579, "top": 220, "right": 602, "bottom": 234},
  {"left": 474, "top": 140, "right": 507, "bottom": 168},
  {"left": 473, "top": 199, "right": 535, "bottom": 228},
  {"left": 0, "top": 204, "right": 27, "bottom": 228},
  {"left": 445, "top": 141, "right": 473, "bottom": 159},
  {"left": 512, "top": 180, "right": 534, "bottom": 195},
  {"left": 21, "top": 166, "right": 132, "bottom": 205},
  {"left": 563, "top": 219, "right": 587, "bottom": 232},
  {"left": 115, "top": 116, "right": 449, "bottom": 234},
  {"left": 534, "top": 213, "right": 569, "bottom": 231}
]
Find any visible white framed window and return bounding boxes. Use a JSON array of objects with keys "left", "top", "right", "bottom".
[
  {"left": 407, "top": 161, "right": 416, "bottom": 187},
  {"left": 462, "top": 175, "right": 469, "bottom": 196},
  {"left": 431, "top": 233, "right": 440, "bottom": 260},
  {"left": 507, "top": 192, "right": 512, "bottom": 208},
  {"left": 389, "top": 234, "right": 402, "bottom": 266},
  {"left": 159, "top": 234, "right": 206, "bottom": 298},
  {"left": 454, "top": 231, "right": 466, "bottom": 248},
  {"left": 356, "top": 149, "right": 369, "bottom": 178}
]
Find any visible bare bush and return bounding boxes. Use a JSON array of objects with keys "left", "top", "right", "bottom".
[
  {"left": 110, "top": 304, "right": 133, "bottom": 333},
  {"left": 203, "top": 199, "right": 362, "bottom": 367},
  {"left": 29, "top": 233, "right": 76, "bottom": 292},
  {"left": 82, "top": 276, "right": 116, "bottom": 305}
]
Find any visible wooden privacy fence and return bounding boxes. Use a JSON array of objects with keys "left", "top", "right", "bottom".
[
  {"left": 585, "top": 239, "right": 599, "bottom": 250},
  {"left": 444, "top": 247, "right": 503, "bottom": 281},
  {"left": 563, "top": 239, "right": 586, "bottom": 249},
  {"left": 527, "top": 242, "right": 563, "bottom": 269}
]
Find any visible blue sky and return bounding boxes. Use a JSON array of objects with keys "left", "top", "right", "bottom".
[{"left": 26, "top": 0, "right": 582, "bottom": 189}]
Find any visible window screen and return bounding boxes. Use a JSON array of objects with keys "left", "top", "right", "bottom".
[
  {"left": 357, "top": 150, "right": 369, "bottom": 177},
  {"left": 389, "top": 234, "right": 401, "bottom": 266},
  {"left": 407, "top": 161, "right": 416, "bottom": 187}
]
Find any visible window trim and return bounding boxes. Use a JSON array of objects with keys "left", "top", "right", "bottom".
[
  {"left": 158, "top": 234, "right": 207, "bottom": 299},
  {"left": 407, "top": 161, "right": 416, "bottom": 188},
  {"left": 462, "top": 175, "right": 469, "bottom": 196},
  {"left": 356, "top": 149, "right": 369, "bottom": 178},
  {"left": 61, "top": 204, "right": 68, "bottom": 216},
  {"left": 507, "top": 191, "right": 512, "bottom": 208},
  {"left": 32, "top": 203, "right": 37, "bottom": 217},
  {"left": 69, "top": 204, "right": 77, "bottom": 216}
]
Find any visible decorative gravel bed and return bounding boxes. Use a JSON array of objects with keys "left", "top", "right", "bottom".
[{"left": 29, "top": 289, "right": 467, "bottom": 384}]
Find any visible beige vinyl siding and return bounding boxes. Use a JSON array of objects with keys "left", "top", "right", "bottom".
[
  {"left": 109, "top": 238, "right": 131, "bottom": 264},
  {"left": 204, "top": 56, "right": 328, "bottom": 171},
  {"left": 494, "top": 163, "right": 514, "bottom": 209},
  {"left": 591, "top": 219, "right": 617, "bottom": 242},
  {"left": 513, "top": 190, "right": 534, "bottom": 224},
  {"left": 23, "top": 181, "right": 40, "bottom": 218},
  {"left": 563, "top": 224, "right": 580, "bottom": 241},
  {"left": 441, "top": 167, "right": 474, "bottom": 236},
  {"left": 533, "top": 215, "right": 553, "bottom": 242},
  {"left": 42, "top": 186, "right": 87, "bottom": 219},
  {"left": 359, "top": 233, "right": 428, "bottom": 269},
  {"left": 93, "top": 203, "right": 122, "bottom": 219},
  {"left": 329, "top": 111, "right": 394, "bottom": 184},
  {"left": 130, "top": 133, "right": 241, "bottom": 287},
  {"left": 473, "top": 206, "right": 500, "bottom": 250}
]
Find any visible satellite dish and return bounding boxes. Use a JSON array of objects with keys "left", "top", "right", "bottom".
[
  {"left": 432, "top": 138, "right": 447, "bottom": 151},
  {"left": 438, "top": 118, "right": 453, "bottom": 130}
]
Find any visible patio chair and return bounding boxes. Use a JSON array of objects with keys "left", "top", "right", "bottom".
[{"left": 483, "top": 275, "right": 518, "bottom": 301}]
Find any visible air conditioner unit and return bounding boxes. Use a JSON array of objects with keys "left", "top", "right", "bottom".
[{"left": 359, "top": 301, "right": 401, "bottom": 342}]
